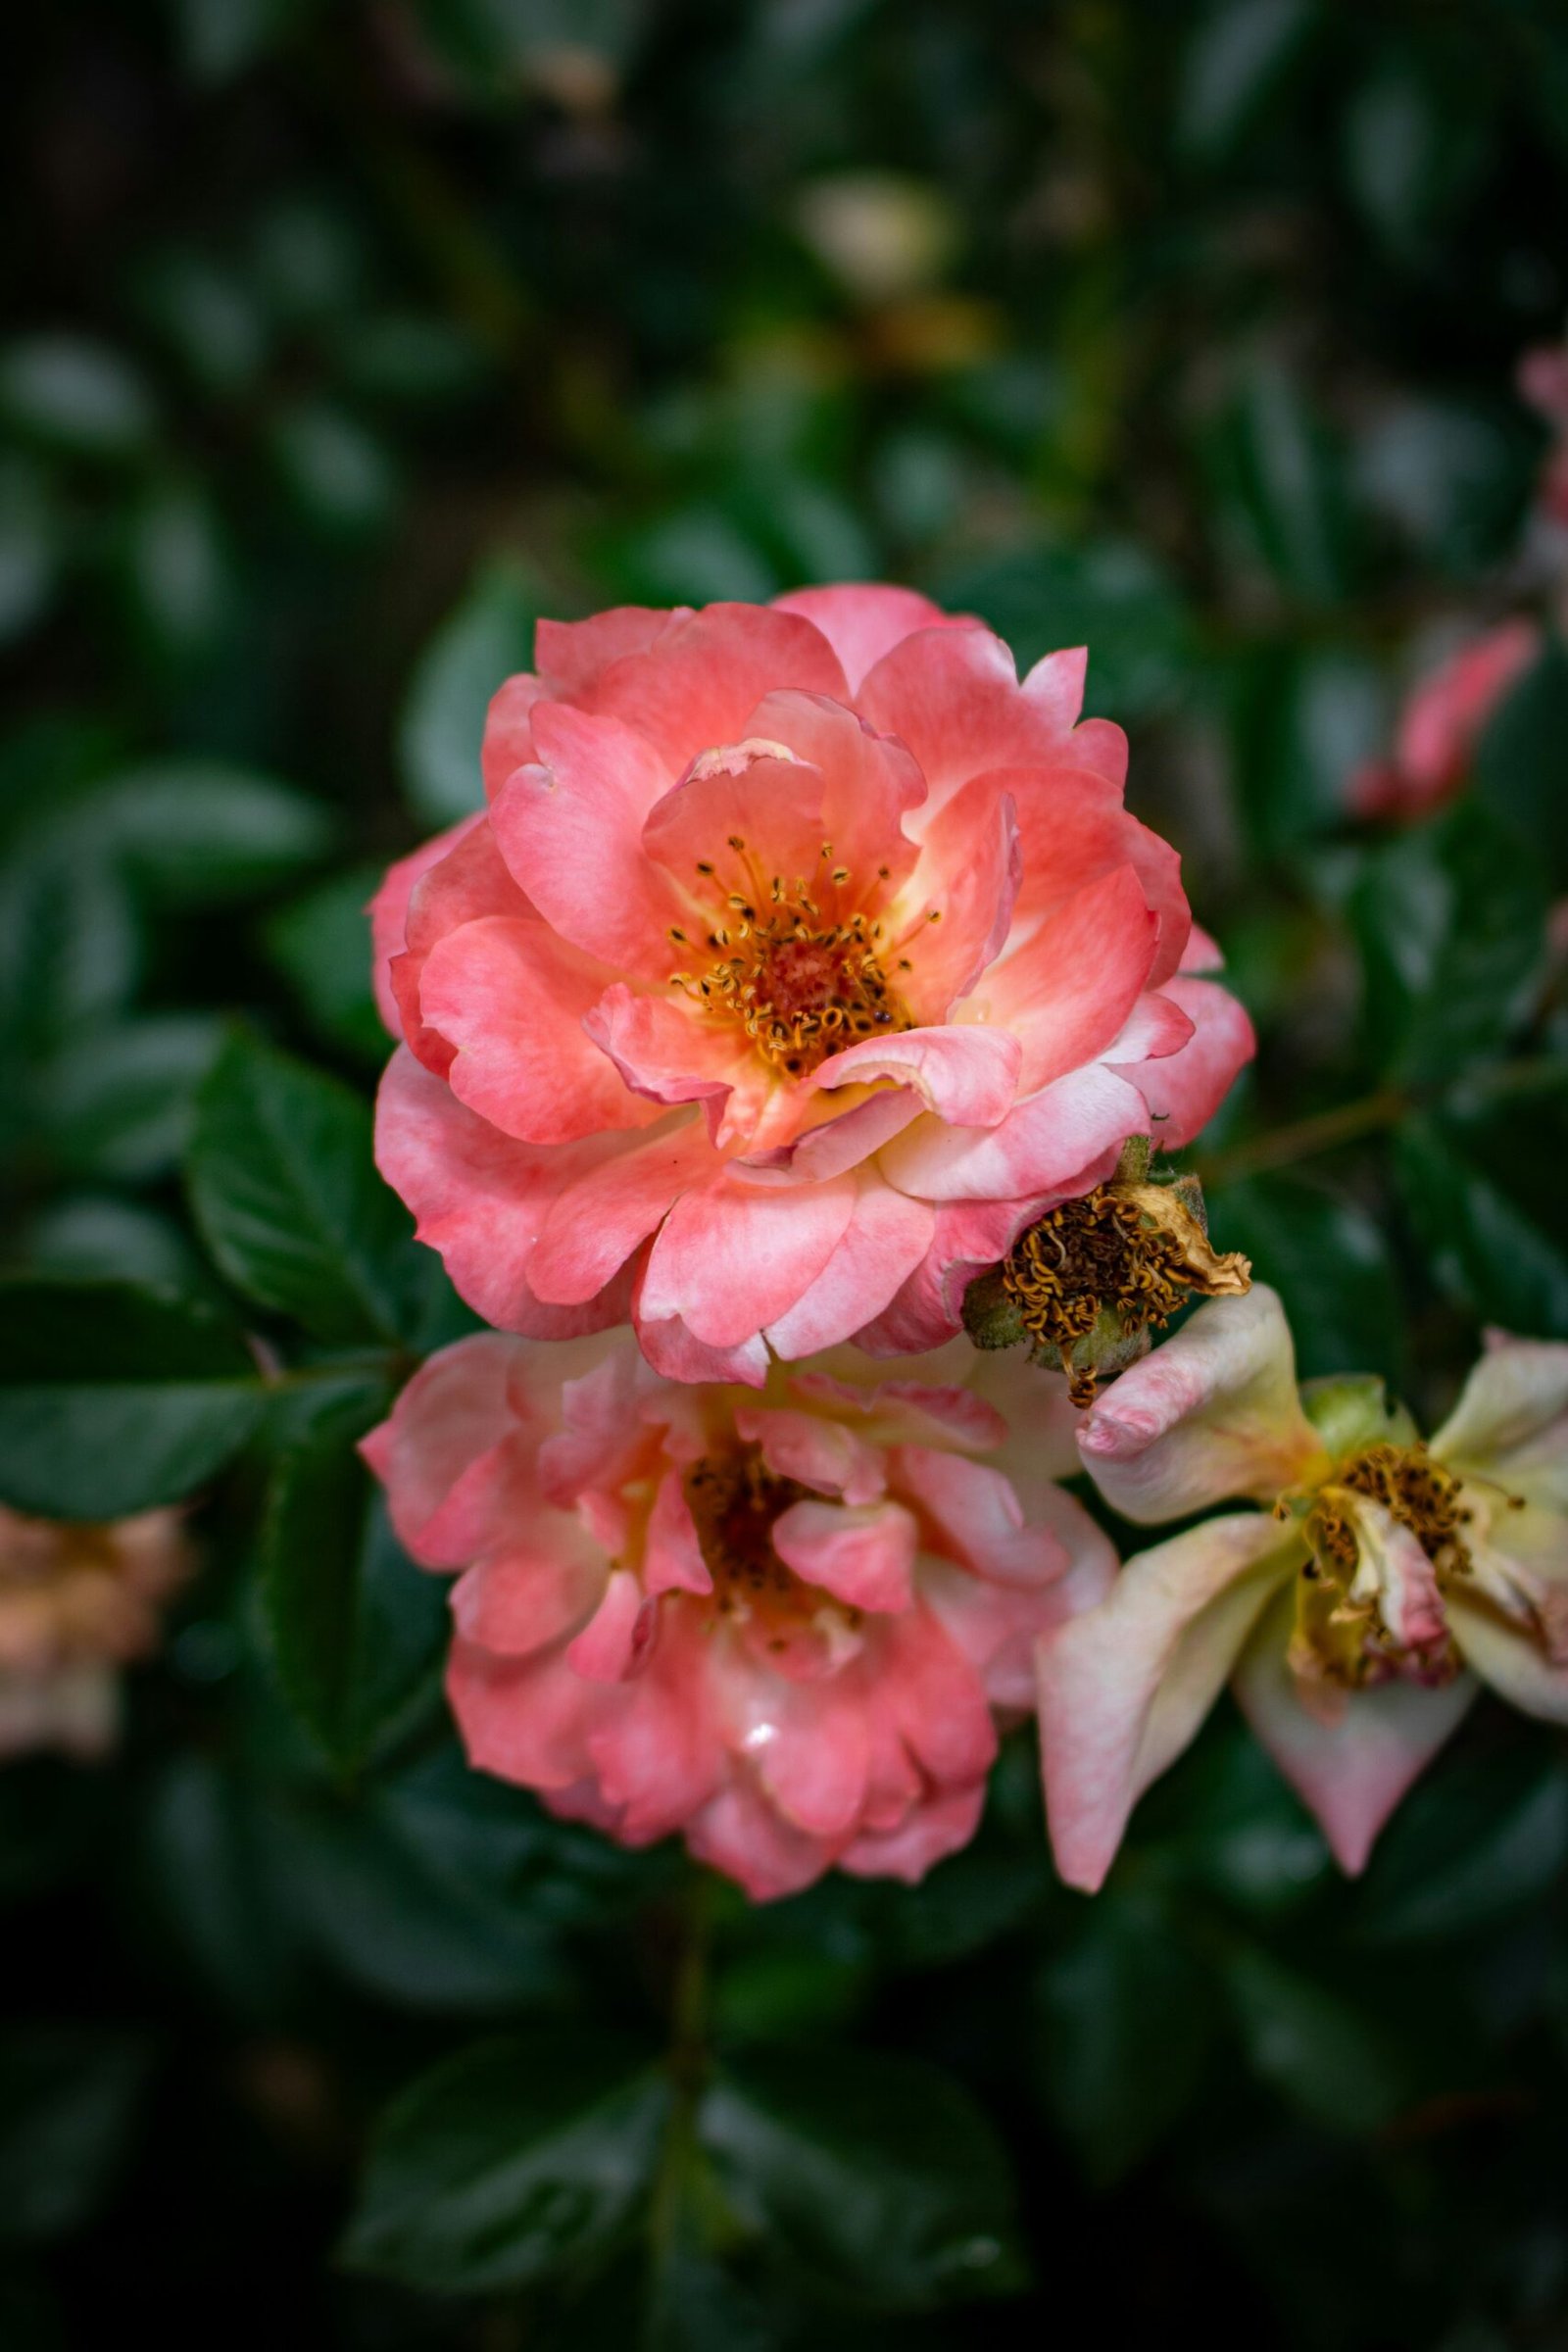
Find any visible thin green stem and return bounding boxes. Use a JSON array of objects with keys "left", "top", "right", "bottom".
[
  {"left": 1193, "top": 1055, "right": 1564, "bottom": 1192},
  {"left": 648, "top": 1869, "right": 714, "bottom": 2267}
]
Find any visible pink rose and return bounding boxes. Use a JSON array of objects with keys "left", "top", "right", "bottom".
[
  {"left": 362, "top": 1328, "right": 1114, "bottom": 1899},
  {"left": 0, "top": 1504, "right": 192, "bottom": 1759},
  {"left": 1038, "top": 1289, "right": 1568, "bottom": 1889},
  {"left": 1350, "top": 617, "right": 1540, "bottom": 823},
  {"left": 371, "top": 587, "right": 1253, "bottom": 1385}
]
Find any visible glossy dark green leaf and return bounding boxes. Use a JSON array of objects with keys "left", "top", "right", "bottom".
[
  {"left": 1176, "top": 0, "right": 1317, "bottom": 162},
  {"left": 700, "top": 2045, "right": 1024, "bottom": 2308},
  {"left": 187, "top": 1033, "right": 421, "bottom": 1345},
  {"left": 399, "top": 556, "right": 544, "bottom": 825},
  {"left": 0, "top": 2029, "right": 150, "bottom": 2242},
  {"left": 341, "top": 2031, "right": 669, "bottom": 2292},
  {"left": 1206, "top": 1175, "right": 1405, "bottom": 1385},
  {"left": 0, "top": 338, "right": 156, "bottom": 461},
  {"left": 1355, "top": 1743, "right": 1568, "bottom": 1945},
  {"left": 1224, "top": 1948, "right": 1414, "bottom": 2132},
  {"left": 38, "top": 1013, "right": 224, "bottom": 1182},
  {"left": 262, "top": 1433, "right": 449, "bottom": 1772},
  {"left": 1038, "top": 1893, "right": 1217, "bottom": 2183},
  {"left": 0, "top": 1279, "right": 265, "bottom": 1517},
  {"left": 268, "top": 400, "right": 400, "bottom": 538},
  {"left": 263, "top": 862, "right": 387, "bottom": 1062},
  {"left": 1351, "top": 804, "right": 1548, "bottom": 1083},
  {"left": 1473, "top": 635, "right": 1568, "bottom": 890},
  {"left": 1225, "top": 643, "right": 1385, "bottom": 854},
  {"left": 1204, "top": 360, "right": 1351, "bottom": 604},
  {"left": 0, "top": 850, "right": 141, "bottom": 1054},
  {"left": 71, "top": 760, "right": 332, "bottom": 904},
  {"left": 1396, "top": 1089, "right": 1568, "bottom": 1338}
]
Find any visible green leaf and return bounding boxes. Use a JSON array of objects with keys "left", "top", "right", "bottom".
[
  {"left": 0, "top": 2029, "right": 150, "bottom": 2242},
  {"left": 342, "top": 2031, "right": 669, "bottom": 2292},
  {"left": 0, "top": 456, "right": 59, "bottom": 646},
  {"left": 118, "top": 479, "right": 234, "bottom": 662},
  {"left": 263, "top": 861, "right": 387, "bottom": 1062},
  {"left": 0, "top": 1279, "right": 265, "bottom": 1518},
  {"left": 0, "top": 337, "right": 156, "bottom": 461},
  {"left": 187, "top": 1033, "right": 421, "bottom": 1345},
  {"left": 268, "top": 400, "right": 400, "bottom": 538},
  {"left": 1205, "top": 1175, "right": 1405, "bottom": 1386},
  {"left": 37, "top": 1014, "right": 224, "bottom": 1182},
  {"left": 262, "top": 1432, "right": 449, "bottom": 1772},
  {"left": 1223, "top": 1947, "right": 1413, "bottom": 2132},
  {"left": 1038, "top": 1893, "right": 1216, "bottom": 2184},
  {"left": 700, "top": 2045, "right": 1024, "bottom": 2308},
  {"left": 0, "top": 850, "right": 140, "bottom": 1056},
  {"left": 1473, "top": 634, "right": 1568, "bottom": 891},
  {"left": 68, "top": 759, "right": 332, "bottom": 904},
  {"left": 934, "top": 538, "right": 1191, "bottom": 721},
  {"left": 1396, "top": 1089, "right": 1568, "bottom": 1338},
  {"left": 1355, "top": 1744, "right": 1568, "bottom": 1944},
  {"left": 1177, "top": 0, "right": 1317, "bottom": 162},
  {"left": 1351, "top": 803, "right": 1548, "bottom": 1084},
  {"left": 1204, "top": 360, "right": 1351, "bottom": 604},
  {"left": 1227, "top": 643, "right": 1386, "bottom": 855},
  {"left": 399, "top": 556, "right": 544, "bottom": 825}
]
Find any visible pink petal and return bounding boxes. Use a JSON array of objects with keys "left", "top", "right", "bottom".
[
  {"left": 566, "top": 1566, "right": 659, "bottom": 1682},
  {"left": 732, "top": 1406, "right": 886, "bottom": 1504},
  {"left": 526, "top": 1115, "right": 714, "bottom": 1306},
  {"left": 855, "top": 1194, "right": 1052, "bottom": 1354},
  {"left": 735, "top": 1671, "right": 874, "bottom": 1841},
  {"left": 374, "top": 1047, "right": 638, "bottom": 1338},
  {"left": 1075, "top": 1287, "right": 1326, "bottom": 1523},
  {"left": 858, "top": 625, "right": 1091, "bottom": 810},
  {"left": 641, "top": 738, "right": 827, "bottom": 904},
  {"left": 982, "top": 864, "right": 1160, "bottom": 1094},
  {"left": 761, "top": 1172, "right": 934, "bottom": 1359},
  {"left": 393, "top": 817, "right": 538, "bottom": 1076},
  {"left": 534, "top": 606, "right": 676, "bottom": 697},
  {"left": 686, "top": 1773, "right": 834, "bottom": 1900},
  {"left": 878, "top": 1606, "right": 999, "bottom": 1786},
  {"left": 889, "top": 778, "right": 1021, "bottom": 1020},
  {"left": 582, "top": 603, "right": 849, "bottom": 775},
  {"left": 1038, "top": 1514, "right": 1298, "bottom": 1892},
  {"left": 1233, "top": 1588, "right": 1478, "bottom": 1873},
  {"left": 1112, "top": 975, "right": 1255, "bottom": 1150},
  {"left": 878, "top": 1061, "right": 1148, "bottom": 1202},
  {"left": 450, "top": 1534, "right": 605, "bottom": 1656},
  {"left": 743, "top": 690, "right": 924, "bottom": 890},
  {"left": 638, "top": 1168, "right": 858, "bottom": 1350},
  {"left": 634, "top": 1304, "right": 770, "bottom": 1388},
  {"left": 481, "top": 673, "right": 547, "bottom": 799},
  {"left": 359, "top": 1332, "right": 534, "bottom": 1565},
  {"left": 642, "top": 1469, "right": 714, "bottom": 1597},
  {"left": 419, "top": 916, "right": 649, "bottom": 1144},
  {"left": 369, "top": 816, "right": 479, "bottom": 1039},
  {"left": 1180, "top": 923, "right": 1223, "bottom": 973},
  {"left": 771, "top": 1498, "right": 920, "bottom": 1614},
  {"left": 447, "top": 1636, "right": 601, "bottom": 1790},
  {"left": 585, "top": 1613, "right": 724, "bottom": 1840},
  {"left": 489, "top": 704, "right": 688, "bottom": 976},
  {"left": 584, "top": 983, "right": 763, "bottom": 1142},
  {"left": 894, "top": 1447, "right": 1062, "bottom": 1588},
  {"left": 839, "top": 1780, "right": 986, "bottom": 1883},
  {"left": 1004, "top": 766, "right": 1191, "bottom": 988},
  {"left": 812, "top": 1024, "right": 1022, "bottom": 1128},
  {"left": 771, "top": 584, "right": 970, "bottom": 692}
]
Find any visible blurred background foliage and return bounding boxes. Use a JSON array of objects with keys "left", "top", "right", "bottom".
[{"left": 3, "top": 1, "right": 1568, "bottom": 2344}]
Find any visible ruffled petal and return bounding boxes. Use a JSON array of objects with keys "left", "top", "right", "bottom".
[
  {"left": 419, "top": 916, "right": 649, "bottom": 1144},
  {"left": 1038, "top": 1514, "right": 1299, "bottom": 1891},
  {"left": 812, "top": 1024, "right": 1021, "bottom": 1129},
  {"left": 771, "top": 1497, "right": 919, "bottom": 1613},
  {"left": 761, "top": 1171, "right": 934, "bottom": 1359},
  {"left": 1432, "top": 1333, "right": 1568, "bottom": 1511},
  {"left": 369, "top": 816, "right": 479, "bottom": 1038},
  {"left": 771, "top": 583, "right": 969, "bottom": 691},
  {"left": 582, "top": 603, "right": 849, "bottom": 774},
  {"left": 878, "top": 1061, "right": 1147, "bottom": 1204},
  {"left": 638, "top": 1168, "right": 858, "bottom": 1350},
  {"left": 1075, "top": 1287, "right": 1327, "bottom": 1523},
  {"left": 1112, "top": 975, "right": 1255, "bottom": 1151},
  {"left": 979, "top": 863, "right": 1160, "bottom": 1094}
]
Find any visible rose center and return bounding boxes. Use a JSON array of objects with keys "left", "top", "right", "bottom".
[
  {"left": 1291, "top": 1442, "right": 1472, "bottom": 1690},
  {"left": 668, "top": 840, "right": 912, "bottom": 1076},
  {"left": 682, "top": 1445, "right": 863, "bottom": 1644}
]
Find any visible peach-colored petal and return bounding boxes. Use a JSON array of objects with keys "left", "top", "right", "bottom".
[
  {"left": 1233, "top": 1586, "right": 1478, "bottom": 1873},
  {"left": 1112, "top": 975, "right": 1256, "bottom": 1150},
  {"left": 771, "top": 583, "right": 970, "bottom": 692},
  {"left": 980, "top": 863, "right": 1159, "bottom": 1094},
  {"left": 1075, "top": 1287, "right": 1327, "bottom": 1523},
  {"left": 771, "top": 1498, "right": 919, "bottom": 1614},
  {"left": 369, "top": 816, "right": 479, "bottom": 1038},
  {"left": 879, "top": 1061, "right": 1148, "bottom": 1204},
  {"left": 583, "top": 603, "right": 849, "bottom": 774},
  {"left": 1038, "top": 1514, "right": 1298, "bottom": 1891},
  {"left": 639, "top": 1168, "right": 857, "bottom": 1350},
  {"left": 762, "top": 1171, "right": 935, "bottom": 1359},
  {"left": 812, "top": 1024, "right": 1021, "bottom": 1128},
  {"left": 418, "top": 917, "right": 648, "bottom": 1144}
]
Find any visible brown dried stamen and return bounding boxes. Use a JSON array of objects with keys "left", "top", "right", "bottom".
[
  {"left": 1286, "top": 1443, "right": 1473, "bottom": 1690},
  {"left": 1339, "top": 1442, "right": 1473, "bottom": 1577},
  {"left": 999, "top": 1184, "right": 1250, "bottom": 1405}
]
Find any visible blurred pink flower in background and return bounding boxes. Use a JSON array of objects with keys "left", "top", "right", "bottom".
[
  {"left": 1037, "top": 1289, "right": 1568, "bottom": 1888},
  {"left": 370, "top": 587, "right": 1253, "bottom": 1385},
  {"left": 1348, "top": 616, "right": 1540, "bottom": 823},
  {"left": 0, "top": 1504, "right": 192, "bottom": 1758},
  {"left": 363, "top": 1326, "right": 1112, "bottom": 1899}
]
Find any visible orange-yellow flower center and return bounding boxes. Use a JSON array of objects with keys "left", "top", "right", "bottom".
[
  {"left": 683, "top": 1444, "right": 863, "bottom": 1645},
  {"left": 669, "top": 841, "right": 913, "bottom": 1076},
  {"left": 1288, "top": 1443, "right": 1473, "bottom": 1690}
]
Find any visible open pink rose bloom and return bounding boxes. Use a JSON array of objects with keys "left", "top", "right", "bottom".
[
  {"left": 371, "top": 587, "right": 1253, "bottom": 1383},
  {"left": 1039, "top": 1288, "right": 1568, "bottom": 1888},
  {"left": 363, "top": 1330, "right": 1112, "bottom": 1898},
  {"left": 0, "top": 1504, "right": 192, "bottom": 1759}
]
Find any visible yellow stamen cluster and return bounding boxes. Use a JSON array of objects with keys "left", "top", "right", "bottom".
[
  {"left": 669, "top": 839, "right": 912, "bottom": 1076},
  {"left": 1285, "top": 1443, "right": 1475, "bottom": 1690}
]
